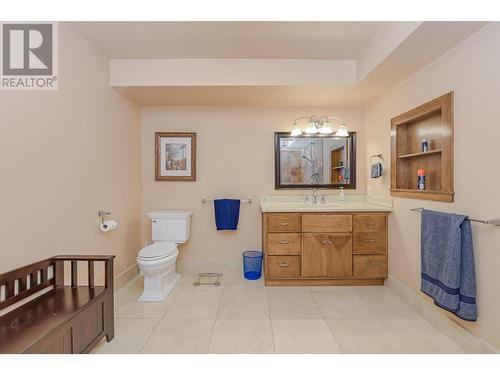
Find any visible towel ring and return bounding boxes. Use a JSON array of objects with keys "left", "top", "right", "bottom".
[{"left": 370, "top": 154, "right": 383, "bottom": 163}]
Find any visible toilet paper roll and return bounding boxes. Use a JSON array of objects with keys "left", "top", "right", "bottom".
[{"left": 100, "top": 219, "right": 118, "bottom": 232}]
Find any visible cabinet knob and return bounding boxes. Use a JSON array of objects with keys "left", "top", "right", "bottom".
[
  {"left": 279, "top": 261, "right": 289, "bottom": 267},
  {"left": 279, "top": 222, "right": 289, "bottom": 226},
  {"left": 279, "top": 240, "right": 289, "bottom": 244},
  {"left": 322, "top": 240, "right": 328, "bottom": 245},
  {"left": 365, "top": 239, "right": 376, "bottom": 243},
  {"left": 327, "top": 240, "right": 333, "bottom": 245}
]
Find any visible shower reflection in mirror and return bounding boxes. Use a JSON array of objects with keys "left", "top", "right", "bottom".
[{"left": 275, "top": 132, "right": 356, "bottom": 189}]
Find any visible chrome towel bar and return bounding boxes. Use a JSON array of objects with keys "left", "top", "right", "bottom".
[
  {"left": 202, "top": 197, "right": 253, "bottom": 205},
  {"left": 411, "top": 207, "right": 500, "bottom": 226}
]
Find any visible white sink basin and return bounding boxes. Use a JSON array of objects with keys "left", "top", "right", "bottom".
[{"left": 260, "top": 195, "right": 392, "bottom": 212}]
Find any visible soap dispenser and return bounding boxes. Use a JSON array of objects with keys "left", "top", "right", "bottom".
[{"left": 338, "top": 187, "right": 346, "bottom": 203}]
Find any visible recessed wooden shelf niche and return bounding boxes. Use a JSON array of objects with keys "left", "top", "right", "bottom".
[{"left": 391, "top": 92, "right": 454, "bottom": 202}]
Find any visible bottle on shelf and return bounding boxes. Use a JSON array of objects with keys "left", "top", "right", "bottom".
[
  {"left": 421, "top": 139, "right": 429, "bottom": 152},
  {"left": 417, "top": 169, "right": 426, "bottom": 190}
]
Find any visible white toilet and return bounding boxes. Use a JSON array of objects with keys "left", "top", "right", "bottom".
[{"left": 137, "top": 211, "right": 192, "bottom": 302}]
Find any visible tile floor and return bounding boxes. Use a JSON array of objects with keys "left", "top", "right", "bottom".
[{"left": 92, "top": 273, "right": 465, "bottom": 354}]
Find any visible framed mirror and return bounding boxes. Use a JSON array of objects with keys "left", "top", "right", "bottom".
[{"left": 274, "top": 132, "right": 356, "bottom": 189}]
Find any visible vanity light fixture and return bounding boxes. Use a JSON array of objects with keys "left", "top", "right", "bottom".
[{"left": 291, "top": 115, "right": 349, "bottom": 137}]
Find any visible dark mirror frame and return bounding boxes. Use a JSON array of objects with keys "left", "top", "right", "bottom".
[{"left": 274, "top": 132, "right": 357, "bottom": 190}]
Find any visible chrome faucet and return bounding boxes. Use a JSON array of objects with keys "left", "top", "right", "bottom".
[{"left": 312, "top": 188, "right": 319, "bottom": 204}]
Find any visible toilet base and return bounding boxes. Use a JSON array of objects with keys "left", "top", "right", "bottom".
[
  {"left": 138, "top": 250, "right": 181, "bottom": 302},
  {"left": 138, "top": 271, "right": 181, "bottom": 302}
]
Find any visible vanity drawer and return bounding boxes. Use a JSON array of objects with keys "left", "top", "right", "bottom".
[
  {"left": 302, "top": 214, "right": 352, "bottom": 233},
  {"left": 353, "top": 255, "right": 387, "bottom": 278},
  {"left": 267, "top": 256, "right": 301, "bottom": 278},
  {"left": 267, "top": 233, "right": 301, "bottom": 255},
  {"left": 353, "top": 231, "right": 387, "bottom": 254},
  {"left": 267, "top": 213, "right": 301, "bottom": 232},
  {"left": 353, "top": 213, "right": 387, "bottom": 231}
]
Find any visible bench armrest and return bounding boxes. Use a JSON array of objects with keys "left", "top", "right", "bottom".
[{"left": 52, "top": 255, "right": 115, "bottom": 261}]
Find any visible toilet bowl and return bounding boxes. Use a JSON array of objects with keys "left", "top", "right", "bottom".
[
  {"left": 137, "top": 211, "right": 192, "bottom": 302},
  {"left": 137, "top": 242, "right": 180, "bottom": 302}
]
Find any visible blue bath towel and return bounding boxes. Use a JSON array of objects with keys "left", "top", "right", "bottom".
[
  {"left": 214, "top": 199, "right": 241, "bottom": 231},
  {"left": 420, "top": 209, "right": 477, "bottom": 321}
]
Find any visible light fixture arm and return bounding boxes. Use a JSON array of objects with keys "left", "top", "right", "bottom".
[
  {"left": 292, "top": 116, "right": 315, "bottom": 124},
  {"left": 318, "top": 115, "right": 346, "bottom": 124}
]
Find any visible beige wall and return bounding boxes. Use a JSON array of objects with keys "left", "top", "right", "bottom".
[
  {"left": 0, "top": 23, "right": 142, "bottom": 277},
  {"left": 140, "top": 106, "right": 365, "bottom": 273},
  {"left": 365, "top": 23, "right": 500, "bottom": 350},
  {"left": 3, "top": 20, "right": 497, "bottom": 350}
]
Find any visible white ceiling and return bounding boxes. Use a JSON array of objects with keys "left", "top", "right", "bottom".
[
  {"left": 70, "top": 21, "right": 387, "bottom": 59},
  {"left": 114, "top": 86, "right": 372, "bottom": 107},
  {"left": 69, "top": 21, "right": 488, "bottom": 106}
]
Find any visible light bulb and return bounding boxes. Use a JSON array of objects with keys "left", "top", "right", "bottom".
[
  {"left": 291, "top": 122, "right": 303, "bottom": 136},
  {"left": 319, "top": 121, "right": 333, "bottom": 134},
  {"left": 304, "top": 120, "right": 318, "bottom": 134},
  {"left": 335, "top": 124, "right": 349, "bottom": 137}
]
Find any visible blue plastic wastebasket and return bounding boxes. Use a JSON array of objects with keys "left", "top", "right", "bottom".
[{"left": 242, "top": 250, "right": 263, "bottom": 280}]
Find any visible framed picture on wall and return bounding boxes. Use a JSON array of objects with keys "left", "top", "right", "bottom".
[{"left": 155, "top": 132, "right": 196, "bottom": 181}]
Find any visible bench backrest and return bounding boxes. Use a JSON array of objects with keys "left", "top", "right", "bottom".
[{"left": 0, "top": 259, "right": 57, "bottom": 310}]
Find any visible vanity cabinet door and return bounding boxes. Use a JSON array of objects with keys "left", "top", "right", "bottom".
[
  {"left": 325, "top": 234, "right": 352, "bottom": 277},
  {"left": 302, "top": 234, "right": 326, "bottom": 277}
]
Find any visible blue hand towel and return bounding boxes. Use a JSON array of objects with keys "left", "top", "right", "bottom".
[
  {"left": 371, "top": 163, "right": 383, "bottom": 178},
  {"left": 214, "top": 199, "right": 241, "bottom": 231},
  {"left": 420, "top": 209, "right": 477, "bottom": 321},
  {"left": 343, "top": 167, "right": 350, "bottom": 181}
]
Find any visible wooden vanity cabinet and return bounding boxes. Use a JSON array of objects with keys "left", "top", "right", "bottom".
[
  {"left": 302, "top": 233, "right": 352, "bottom": 278},
  {"left": 263, "top": 212, "right": 388, "bottom": 286}
]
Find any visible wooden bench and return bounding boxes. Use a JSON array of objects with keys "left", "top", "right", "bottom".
[{"left": 0, "top": 255, "right": 115, "bottom": 354}]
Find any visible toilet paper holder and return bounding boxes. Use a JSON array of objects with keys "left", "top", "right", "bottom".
[{"left": 98, "top": 210, "right": 111, "bottom": 225}]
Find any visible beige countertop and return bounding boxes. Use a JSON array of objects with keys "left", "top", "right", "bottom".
[{"left": 260, "top": 194, "right": 393, "bottom": 213}]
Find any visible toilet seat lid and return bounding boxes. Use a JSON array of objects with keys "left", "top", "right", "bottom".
[{"left": 139, "top": 242, "right": 177, "bottom": 259}]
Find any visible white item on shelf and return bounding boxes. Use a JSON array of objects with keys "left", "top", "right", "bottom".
[
  {"left": 137, "top": 211, "right": 192, "bottom": 302},
  {"left": 100, "top": 219, "right": 118, "bottom": 232}
]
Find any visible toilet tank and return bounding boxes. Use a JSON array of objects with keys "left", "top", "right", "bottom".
[{"left": 148, "top": 211, "right": 193, "bottom": 243}]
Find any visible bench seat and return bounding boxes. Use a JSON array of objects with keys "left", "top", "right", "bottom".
[
  {"left": 0, "top": 286, "right": 105, "bottom": 354},
  {"left": 0, "top": 256, "right": 114, "bottom": 354}
]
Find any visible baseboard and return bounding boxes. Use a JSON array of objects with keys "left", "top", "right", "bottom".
[
  {"left": 481, "top": 340, "right": 500, "bottom": 354},
  {"left": 114, "top": 262, "right": 139, "bottom": 291},
  {"left": 386, "top": 275, "right": 499, "bottom": 354}
]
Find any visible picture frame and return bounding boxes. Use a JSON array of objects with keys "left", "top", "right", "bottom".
[{"left": 155, "top": 132, "right": 196, "bottom": 181}]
